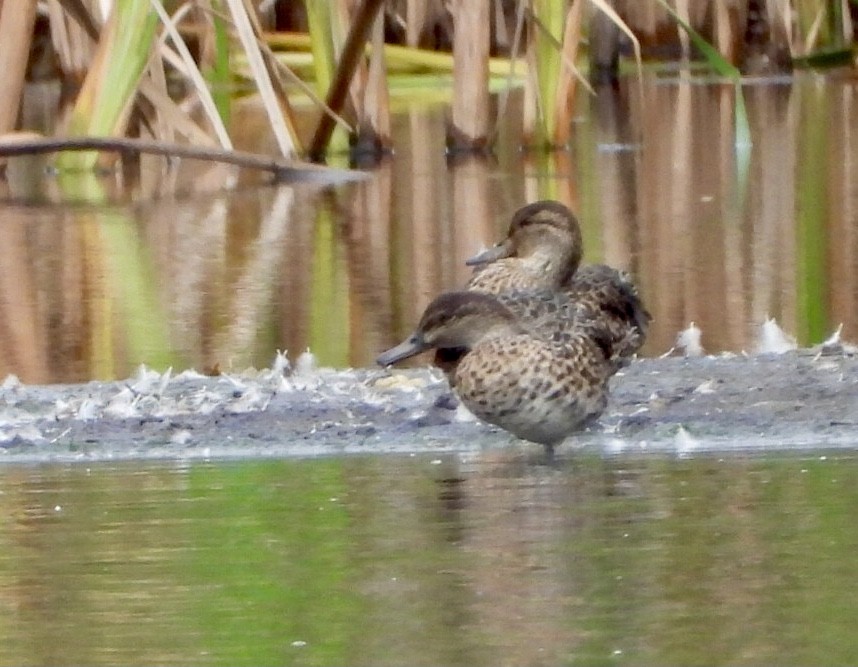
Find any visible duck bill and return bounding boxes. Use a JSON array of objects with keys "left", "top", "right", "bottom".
[
  {"left": 465, "top": 241, "right": 512, "bottom": 266},
  {"left": 376, "top": 333, "right": 428, "bottom": 366}
]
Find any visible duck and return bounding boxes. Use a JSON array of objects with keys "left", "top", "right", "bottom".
[
  {"left": 466, "top": 200, "right": 583, "bottom": 293},
  {"left": 377, "top": 291, "right": 614, "bottom": 450},
  {"left": 466, "top": 199, "right": 650, "bottom": 362}
]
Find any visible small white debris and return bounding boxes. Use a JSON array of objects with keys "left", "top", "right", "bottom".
[
  {"left": 823, "top": 324, "right": 843, "bottom": 347},
  {"left": 76, "top": 398, "right": 99, "bottom": 421},
  {"left": 291, "top": 641, "right": 307, "bottom": 648},
  {"left": 175, "top": 369, "right": 207, "bottom": 380},
  {"left": 170, "top": 430, "right": 193, "bottom": 445},
  {"left": 295, "top": 349, "right": 317, "bottom": 375},
  {"left": 676, "top": 322, "right": 704, "bottom": 357},
  {"left": 693, "top": 380, "right": 716, "bottom": 394},
  {"left": 271, "top": 349, "right": 291, "bottom": 375},
  {"left": 816, "top": 324, "right": 858, "bottom": 356},
  {"left": 756, "top": 318, "right": 797, "bottom": 354},
  {"left": 454, "top": 403, "right": 479, "bottom": 423},
  {"left": 0, "top": 424, "right": 46, "bottom": 445},
  {"left": 674, "top": 425, "right": 699, "bottom": 457},
  {"left": 104, "top": 387, "right": 138, "bottom": 419},
  {"left": 603, "top": 438, "right": 628, "bottom": 455},
  {"left": 157, "top": 367, "right": 173, "bottom": 397},
  {"left": 226, "top": 386, "right": 271, "bottom": 413},
  {"left": 54, "top": 505, "right": 62, "bottom": 512},
  {"left": 1, "top": 375, "right": 21, "bottom": 390},
  {"left": 371, "top": 374, "right": 428, "bottom": 393},
  {"left": 130, "top": 364, "right": 162, "bottom": 393}
]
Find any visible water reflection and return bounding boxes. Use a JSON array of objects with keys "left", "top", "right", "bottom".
[
  {"left": 0, "top": 453, "right": 856, "bottom": 665},
  {"left": 2, "top": 73, "right": 858, "bottom": 383}
]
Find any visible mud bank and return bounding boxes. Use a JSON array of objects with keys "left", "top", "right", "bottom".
[{"left": 1, "top": 348, "right": 857, "bottom": 463}]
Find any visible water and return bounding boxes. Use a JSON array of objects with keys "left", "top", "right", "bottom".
[
  {"left": 3, "top": 73, "right": 858, "bottom": 383},
  {"left": 0, "top": 453, "right": 856, "bottom": 666}
]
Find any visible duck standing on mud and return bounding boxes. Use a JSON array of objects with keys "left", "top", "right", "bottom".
[
  {"left": 467, "top": 200, "right": 651, "bottom": 363},
  {"left": 377, "top": 291, "right": 615, "bottom": 452}
]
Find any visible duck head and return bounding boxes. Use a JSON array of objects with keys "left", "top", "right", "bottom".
[
  {"left": 377, "top": 292, "right": 524, "bottom": 367},
  {"left": 466, "top": 200, "right": 583, "bottom": 279}
]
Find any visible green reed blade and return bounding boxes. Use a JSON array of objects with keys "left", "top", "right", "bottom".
[{"left": 59, "top": 0, "right": 157, "bottom": 170}]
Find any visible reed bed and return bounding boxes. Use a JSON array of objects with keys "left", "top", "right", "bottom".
[{"left": 0, "top": 0, "right": 854, "bottom": 166}]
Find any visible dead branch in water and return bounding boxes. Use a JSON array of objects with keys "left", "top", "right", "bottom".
[{"left": 0, "top": 136, "right": 367, "bottom": 183}]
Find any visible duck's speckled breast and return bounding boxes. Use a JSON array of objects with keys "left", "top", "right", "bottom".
[
  {"left": 467, "top": 260, "right": 552, "bottom": 294},
  {"left": 452, "top": 334, "right": 611, "bottom": 445}
]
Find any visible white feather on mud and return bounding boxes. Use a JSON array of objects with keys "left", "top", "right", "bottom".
[
  {"left": 454, "top": 403, "right": 480, "bottom": 423},
  {"left": 2, "top": 374, "right": 21, "bottom": 390},
  {"left": 104, "top": 387, "right": 138, "bottom": 419},
  {"left": 295, "top": 350, "right": 317, "bottom": 375},
  {"left": 815, "top": 324, "right": 858, "bottom": 356},
  {"left": 675, "top": 322, "right": 704, "bottom": 357},
  {"left": 756, "top": 318, "right": 797, "bottom": 354}
]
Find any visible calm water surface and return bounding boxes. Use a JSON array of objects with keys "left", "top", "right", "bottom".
[
  {"left": 3, "top": 72, "right": 858, "bottom": 382},
  {"left": 1, "top": 453, "right": 857, "bottom": 666}
]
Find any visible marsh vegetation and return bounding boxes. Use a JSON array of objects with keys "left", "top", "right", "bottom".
[{"left": 2, "top": 0, "right": 856, "bottom": 163}]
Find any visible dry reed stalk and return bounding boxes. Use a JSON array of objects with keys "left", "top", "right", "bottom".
[
  {"left": 46, "top": 0, "right": 100, "bottom": 78},
  {"left": 448, "top": 0, "right": 491, "bottom": 150},
  {"left": 152, "top": 1, "right": 232, "bottom": 148},
  {"left": 308, "top": 0, "right": 386, "bottom": 160},
  {"left": 675, "top": 0, "right": 691, "bottom": 60},
  {"left": 405, "top": 0, "right": 428, "bottom": 46},
  {"left": 337, "top": 0, "right": 369, "bottom": 112},
  {"left": 764, "top": 0, "right": 794, "bottom": 55},
  {"left": 550, "top": 0, "right": 584, "bottom": 147},
  {"left": 802, "top": 5, "right": 826, "bottom": 54},
  {"left": 841, "top": 0, "right": 853, "bottom": 44},
  {"left": 337, "top": 0, "right": 392, "bottom": 155},
  {"left": 712, "top": 0, "right": 746, "bottom": 65},
  {"left": 0, "top": 0, "right": 38, "bottom": 134},
  {"left": 222, "top": 0, "right": 295, "bottom": 156},
  {"left": 360, "top": 9, "right": 392, "bottom": 153},
  {"left": 143, "top": 52, "right": 173, "bottom": 143}
]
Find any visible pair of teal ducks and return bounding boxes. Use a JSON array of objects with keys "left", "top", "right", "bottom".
[{"left": 377, "top": 200, "right": 650, "bottom": 451}]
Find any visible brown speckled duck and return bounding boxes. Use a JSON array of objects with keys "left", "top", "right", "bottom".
[
  {"left": 466, "top": 200, "right": 583, "bottom": 293},
  {"left": 466, "top": 200, "right": 650, "bottom": 362},
  {"left": 377, "top": 291, "right": 613, "bottom": 450}
]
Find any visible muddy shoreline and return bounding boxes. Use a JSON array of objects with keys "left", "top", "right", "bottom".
[{"left": 1, "top": 348, "right": 858, "bottom": 464}]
